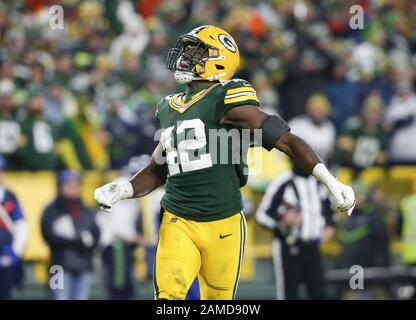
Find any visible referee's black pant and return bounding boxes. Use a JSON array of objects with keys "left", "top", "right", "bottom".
[{"left": 272, "top": 238, "right": 326, "bottom": 300}]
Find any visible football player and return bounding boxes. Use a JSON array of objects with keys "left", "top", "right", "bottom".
[{"left": 94, "top": 25, "right": 355, "bottom": 300}]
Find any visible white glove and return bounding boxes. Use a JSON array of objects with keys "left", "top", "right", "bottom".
[
  {"left": 326, "top": 179, "right": 356, "bottom": 216},
  {"left": 313, "top": 163, "right": 356, "bottom": 216},
  {"left": 94, "top": 181, "right": 134, "bottom": 212}
]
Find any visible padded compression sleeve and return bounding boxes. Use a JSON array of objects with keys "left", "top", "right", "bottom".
[{"left": 260, "top": 115, "right": 290, "bottom": 151}]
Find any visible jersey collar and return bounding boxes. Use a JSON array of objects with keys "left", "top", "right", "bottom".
[{"left": 168, "top": 83, "right": 221, "bottom": 114}]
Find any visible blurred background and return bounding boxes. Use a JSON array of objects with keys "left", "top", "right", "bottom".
[{"left": 1, "top": 0, "right": 416, "bottom": 300}]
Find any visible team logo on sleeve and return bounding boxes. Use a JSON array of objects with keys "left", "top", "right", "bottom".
[{"left": 218, "top": 34, "right": 237, "bottom": 53}]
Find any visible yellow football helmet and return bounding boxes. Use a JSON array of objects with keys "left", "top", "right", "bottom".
[{"left": 166, "top": 25, "right": 240, "bottom": 84}]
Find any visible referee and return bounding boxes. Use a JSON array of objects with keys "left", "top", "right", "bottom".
[{"left": 256, "top": 165, "right": 336, "bottom": 300}]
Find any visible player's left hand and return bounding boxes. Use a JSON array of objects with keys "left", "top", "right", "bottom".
[{"left": 326, "top": 180, "right": 356, "bottom": 216}]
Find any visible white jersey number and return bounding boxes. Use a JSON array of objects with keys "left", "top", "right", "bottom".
[{"left": 161, "top": 119, "right": 212, "bottom": 176}]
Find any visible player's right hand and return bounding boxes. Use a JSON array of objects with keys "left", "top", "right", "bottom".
[
  {"left": 326, "top": 179, "right": 356, "bottom": 216},
  {"left": 94, "top": 181, "right": 133, "bottom": 212}
]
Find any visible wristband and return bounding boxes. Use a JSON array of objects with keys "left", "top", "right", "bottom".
[
  {"left": 312, "top": 163, "right": 337, "bottom": 186},
  {"left": 119, "top": 181, "right": 134, "bottom": 199}
]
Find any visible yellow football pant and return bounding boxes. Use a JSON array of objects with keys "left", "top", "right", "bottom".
[{"left": 154, "top": 211, "right": 247, "bottom": 300}]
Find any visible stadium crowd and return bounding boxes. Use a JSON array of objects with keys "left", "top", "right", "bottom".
[
  {"left": 0, "top": 0, "right": 416, "bottom": 299},
  {"left": 1, "top": 0, "right": 416, "bottom": 171}
]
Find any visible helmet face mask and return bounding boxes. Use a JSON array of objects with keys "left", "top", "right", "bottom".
[
  {"left": 168, "top": 36, "right": 208, "bottom": 71},
  {"left": 166, "top": 26, "right": 240, "bottom": 84},
  {"left": 167, "top": 35, "right": 213, "bottom": 83}
]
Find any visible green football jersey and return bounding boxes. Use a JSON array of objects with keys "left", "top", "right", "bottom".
[{"left": 156, "top": 79, "right": 260, "bottom": 221}]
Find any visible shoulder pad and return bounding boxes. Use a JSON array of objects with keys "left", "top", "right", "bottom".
[
  {"left": 164, "top": 94, "right": 176, "bottom": 101},
  {"left": 221, "top": 78, "right": 252, "bottom": 88},
  {"left": 155, "top": 96, "right": 171, "bottom": 117}
]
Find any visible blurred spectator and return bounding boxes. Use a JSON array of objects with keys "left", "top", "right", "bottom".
[
  {"left": 256, "top": 165, "right": 335, "bottom": 300},
  {"left": 397, "top": 192, "right": 416, "bottom": 266},
  {"left": 27, "top": 61, "right": 47, "bottom": 94},
  {"left": 17, "top": 94, "right": 60, "bottom": 170},
  {"left": 1, "top": 0, "right": 415, "bottom": 175},
  {"left": 288, "top": 94, "right": 336, "bottom": 164},
  {"left": 41, "top": 170, "right": 100, "bottom": 300},
  {"left": 68, "top": 95, "right": 102, "bottom": 170},
  {"left": 326, "top": 61, "right": 359, "bottom": 131},
  {"left": 42, "top": 81, "right": 77, "bottom": 127},
  {"left": 352, "top": 24, "right": 394, "bottom": 107},
  {"left": 0, "top": 157, "right": 28, "bottom": 299},
  {"left": 252, "top": 72, "right": 279, "bottom": 114},
  {"left": 396, "top": 191, "right": 416, "bottom": 298},
  {"left": 72, "top": 29, "right": 106, "bottom": 74},
  {"left": 335, "top": 181, "right": 390, "bottom": 299},
  {"left": 279, "top": 25, "right": 335, "bottom": 120},
  {"left": 335, "top": 94, "right": 388, "bottom": 171},
  {"left": 104, "top": 99, "right": 143, "bottom": 169},
  {"left": 117, "top": 49, "right": 143, "bottom": 93},
  {"left": 336, "top": 181, "right": 390, "bottom": 269},
  {"left": 53, "top": 53, "right": 75, "bottom": 87},
  {"left": 351, "top": 28, "right": 388, "bottom": 84},
  {"left": 157, "top": 0, "right": 194, "bottom": 49},
  {"left": 141, "top": 29, "right": 172, "bottom": 86},
  {"left": 385, "top": 81, "right": 416, "bottom": 164},
  {"left": 97, "top": 157, "right": 148, "bottom": 300},
  {"left": 0, "top": 79, "right": 21, "bottom": 169},
  {"left": 109, "top": 0, "right": 149, "bottom": 70}
]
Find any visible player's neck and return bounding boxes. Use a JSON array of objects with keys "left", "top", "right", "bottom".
[{"left": 186, "top": 80, "right": 216, "bottom": 93}]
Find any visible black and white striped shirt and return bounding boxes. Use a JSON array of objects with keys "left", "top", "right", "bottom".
[{"left": 256, "top": 171, "right": 334, "bottom": 242}]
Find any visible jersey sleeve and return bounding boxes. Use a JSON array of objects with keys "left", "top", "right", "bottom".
[
  {"left": 154, "top": 97, "right": 166, "bottom": 129},
  {"left": 215, "top": 79, "right": 259, "bottom": 120},
  {"left": 222, "top": 79, "right": 260, "bottom": 108}
]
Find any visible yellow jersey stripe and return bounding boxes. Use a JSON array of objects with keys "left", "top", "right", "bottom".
[
  {"left": 225, "top": 91, "right": 257, "bottom": 99},
  {"left": 224, "top": 94, "right": 259, "bottom": 104},
  {"left": 226, "top": 87, "right": 256, "bottom": 95}
]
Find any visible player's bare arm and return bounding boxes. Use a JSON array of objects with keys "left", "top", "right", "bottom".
[
  {"left": 220, "top": 105, "right": 320, "bottom": 172},
  {"left": 221, "top": 105, "right": 356, "bottom": 215},
  {"left": 129, "top": 144, "right": 167, "bottom": 196},
  {"left": 94, "top": 144, "right": 167, "bottom": 212}
]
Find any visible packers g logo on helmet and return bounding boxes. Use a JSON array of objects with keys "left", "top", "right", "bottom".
[
  {"left": 166, "top": 25, "right": 240, "bottom": 84},
  {"left": 218, "top": 34, "right": 237, "bottom": 53}
]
